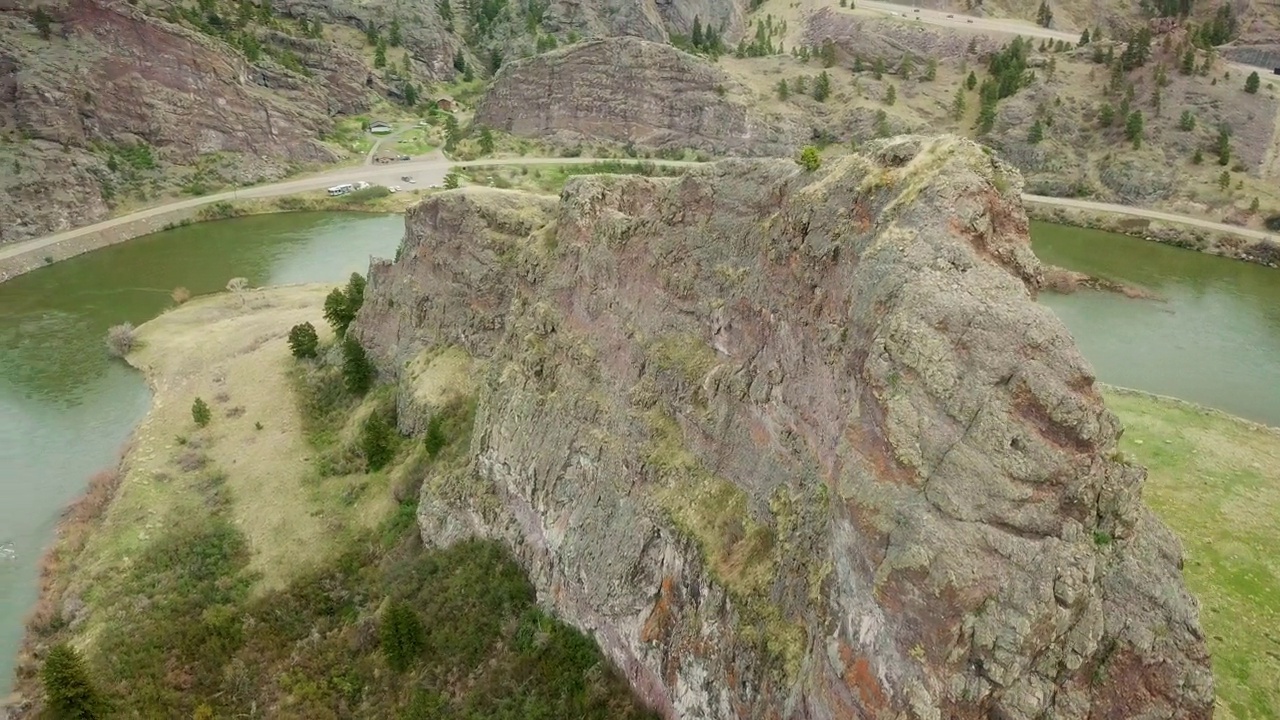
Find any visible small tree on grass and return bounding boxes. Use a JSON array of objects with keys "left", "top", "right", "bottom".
[
  {"left": 443, "top": 170, "right": 461, "bottom": 189},
  {"left": 323, "top": 273, "right": 366, "bottom": 337},
  {"left": 288, "top": 322, "right": 319, "bottom": 359},
  {"left": 380, "top": 601, "right": 426, "bottom": 672},
  {"left": 1028, "top": 118, "right": 1045, "bottom": 144},
  {"left": 42, "top": 643, "right": 107, "bottom": 719},
  {"left": 192, "top": 398, "right": 212, "bottom": 427},
  {"left": 361, "top": 411, "right": 397, "bottom": 471},
  {"left": 797, "top": 146, "right": 821, "bottom": 171},
  {"left": 342, "top": 336, "right": 375, "bottom": 395},
  {"left": 423, "top": 413, "right": 448, "bottom": 457},
  {"left": 1218, "top": 170, "right": 1231, "bottom": 191},
  {"left": 31, "top": 6, "right": 53, "bottom": 40},
  {"left": 105, "top": 323, "right": 138, "bottom": 358},
  {"left": 1245, "top": 71, "right": 1260, "bottom": 94}
]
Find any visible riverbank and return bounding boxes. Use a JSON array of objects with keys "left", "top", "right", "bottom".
[
  {"left": 1027, "top": 202, "right": 1280, "bottom": 268},
  {"left": 0, "top": 193, "right": 425, "bottom": 285},
  {"left": 3, "top": 284, "right": 657, "bottom": 718}
]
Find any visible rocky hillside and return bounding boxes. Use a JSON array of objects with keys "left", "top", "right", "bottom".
[
  {"left": 475, "top": 36, "right": 803, "bottom": 156},
  {"left": 0, "top": 0, "right": 389, "bottom": 245},
  {"left": 353, "top": 136, "right": 1214, "bottom": 718}
]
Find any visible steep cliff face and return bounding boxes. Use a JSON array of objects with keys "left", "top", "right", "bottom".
[
  {"left": 0, "top": 0, "right": 372, "bottom": 245},
  {"left": 545, "top": 0, "right": 745, "bottom": 42},
  {"left": 354, "top": 135, "right": 1214, "bottom": 719},
  {"left": 474, "top": 37, "right": 802, "bottom": 157}
]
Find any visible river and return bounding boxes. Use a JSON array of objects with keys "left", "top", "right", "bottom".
[
  {"left": 0, "top": 216, "right": 1277, "bottom": 697},
  {"left": 0, "top": 212, "right": 403, "bottom": 696}
]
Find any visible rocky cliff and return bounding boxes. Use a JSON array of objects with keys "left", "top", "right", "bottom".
[
  {"left": 353, "top": 135, "right": 1214, "bottom": 719},
  {"left": 0, "top": 0, "right": 375, "bottom": 245},
  {"left": 474, "top": 37, "right": 802, "bottom": 157}
]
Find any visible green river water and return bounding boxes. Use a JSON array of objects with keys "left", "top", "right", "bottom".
[
  {"left": 0, "top": 212, "right": 403, "bottom": 693},
  {"left": 0, "top": 215, "right": 1277, "bottom": 696}
]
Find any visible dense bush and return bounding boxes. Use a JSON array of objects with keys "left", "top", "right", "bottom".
[
  {"left": 287, "top": 322, "right": 319, "bottom": 359},
  {"left": 191, "top": 397, "right": 212, "bottom": 427},
  {"left": 380, "top": 600, "right": 426, "bottom": 672}
]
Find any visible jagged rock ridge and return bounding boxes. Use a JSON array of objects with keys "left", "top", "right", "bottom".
[
  {"left": 354, "top": 135, "right": 1214, "bottom": 719},
  {"left": 474, "top": 36, "right": 802, "bottom": 157}
]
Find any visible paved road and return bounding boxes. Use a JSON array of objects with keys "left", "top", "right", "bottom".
[
  {"left": 0, "top": 157, "right": 701, "bottom": 263},
  {"left": 1, "top": 156, "right": 1274, "bottom": 265}
]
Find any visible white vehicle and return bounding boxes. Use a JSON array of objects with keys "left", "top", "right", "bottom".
[
  {"left": 327, "top": 183, "right": 354, "bottom": 197},
  {"left": 388, "top": 185, "right": 401, "bottom": 193},
  {"left": 354, "top": 181, "right": 371, "bottom": 190}
]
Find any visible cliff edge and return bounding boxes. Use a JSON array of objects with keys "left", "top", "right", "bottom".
[{"left": 353, "top": 135, "right": 1214, "bottom": 719}]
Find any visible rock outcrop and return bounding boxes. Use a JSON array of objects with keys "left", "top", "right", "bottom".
[
  {"left": 354, "top": 134, "right": 1214, "bottom": 719},
  {"left": 474, "top": 37, "right": 802, "bottom": 157},
  {"left": 0, "top": 0, "right": 372, "bottom": 245}
]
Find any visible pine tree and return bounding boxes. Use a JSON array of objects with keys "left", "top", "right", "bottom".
[
  {"left": 798, "top": 146, "right": 821, "bottom": 171},
  {"left": 1192, "top": 147, "right": 1203, "bottom": 164},
  {"left": 1218, "top": 170, "right": 1230, "bottom": 191},
  {"left": 1079, "top": 28, "right": 1090, "bottom": 45},
  {"left": 342, "top": 337, "right": 374, "bottom": 395},
  {"left": 1098, "top": 103, "right": 1114, "bottom": 127},
  {"left": 1245, "top": 71, "right": 1260, "bottom": 94},
  {"left": 479, "top": 127, "right": 494, "bottom": 154},
  {"left": 1180, "top": 47, "right": 1195, "bottom": 75},
  {"left": 1217, "top": 127, "right": 1231, "bottom": 165},
  {"left": 965, "top": 70, "right": 977, "bottom": 90},
  {"left": 1178, "top": 109, "right": 1196, "bottom": 131},
  {"left": 873, "top": 58, "right": 885, "bottom": 80},
  {"left": 1125, "top": 110, "right": 1144, "bottom": 148},
  {"left": 437, "top": 0, "right": 453, "bottom": 29},
  {"left": 388, "top": 17, "right": 402, "bottom": 46},
  {"left": 41, "top": 644, "right": 107, "bottom": 719},
  {"left": 776, "top": 78, "right": 790, "bottom": 100},
  {"left": 288, "top": 322, "right": 319, "bottom": 359},
  {"left": 691, "top": 16, "right": 704, "bottom": 49},
  {"left": 32, "top": 6, "right": 53, "bottom": 40},
  {"left": 374, "top": 39, "right": 387, "bottom": 68},
  {"left": 899, "top": 54, "right": 914, "bottom": 80},
  {"left": 1036, "top": 0, "right": 1053, "bottom": 28},
  {"left": 885, "top": 84, "right": 896, "bottom": 106},
  {"left": 951, "top": 86, "right": 966, "bottom": 120},
  {"left": 192, "top": 397, "right": 212, "bottom": 427},
  {"left": 402, "top": 82, "right": 418, "bottom": 106},
  {"left": 924, "top": 57, "right": 937, "bottom": 81},
  {"left": 1028, "top": 118, "right": 1045, "bottom": 143},
  {"left": 813, "top": 70, "right": 831, "bottom": 101}
]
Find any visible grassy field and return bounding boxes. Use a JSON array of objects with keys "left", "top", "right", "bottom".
[
  {"left": 12, "top": 286, "right": 658, "bottom": 719},
  {"left": 1106, "top": 387, "right": 1280, "bottom": 720}
]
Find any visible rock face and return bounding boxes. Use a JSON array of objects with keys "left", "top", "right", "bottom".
[
  {"left": 354, "top": 135, "right": 1214, "bottom": 719},
  {"left": 0, "top": 0, "right": 371, "bottom": 245},
  {"left": 474, "top": 37, "right": 802, "bottom": 157}
]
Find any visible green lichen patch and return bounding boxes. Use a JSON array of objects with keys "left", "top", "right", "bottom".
[{"left": 647, "top": 334, "right": 718, "bottom": 387}]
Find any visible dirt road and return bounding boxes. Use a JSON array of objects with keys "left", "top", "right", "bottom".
[
  {"left": 1, "top": 156, "right": 1274, "bottom": 277},
  {"left": 0, "top": 157, "right": 700, "bottom": 265},
  {"left": 1023, "top": 194, "right": 1279, "bottom": 241}
]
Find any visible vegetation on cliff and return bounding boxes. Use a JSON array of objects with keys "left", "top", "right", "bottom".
[{"left": 13, "top": 286, "right": 658, "bottom": 719}]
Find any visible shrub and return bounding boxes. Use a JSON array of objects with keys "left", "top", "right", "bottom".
[
  {"left": 423, "top": 414, "right": 448, "bottom": 458},
  {"left": 288, "top": 322, "right": 320, "bottom": 359},
  {"left": 797, "top": 145, "right": 821, "bottom": 171},
  {"left": 380, "top": 600, "right": 426, "bottom": 672},
  {"left": 342, "top": 337, "right": 375, "bottom": 395},
  {"left": 41, "top": 643, "right": 108, "bottom": 719},
  {"left": 170, "top": 287, "right": 191, "bottom": 304},
  {"left": 323, "top": 273, "right": 366, "bottom": 337},
  {"left": 192, "top": 397, "right": 212, "bottom": 427},
  {"left": 105, "top": 323, "right": 138, "bottom": 358},
  {"left": 361, "top": 410, "right": 397, "bottom": 471}
]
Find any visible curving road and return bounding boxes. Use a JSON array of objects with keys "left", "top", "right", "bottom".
[
  {"left": 0, "top": 157, "right": 701, "bottom": 264},
  {"left": 1, "top": 156, "right": 1275, "bottom": 267}
]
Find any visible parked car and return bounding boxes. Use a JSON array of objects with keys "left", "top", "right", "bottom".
[{"left": 389, "top": 185, "right": 401, "bottom": 193}]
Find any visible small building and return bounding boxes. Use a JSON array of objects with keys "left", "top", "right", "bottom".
[
  {"left": 368, "top": 120, "right": 393, "bottom": 134},
  {"left": 436, "top": 97, "right": 457, "bottom": 113}
]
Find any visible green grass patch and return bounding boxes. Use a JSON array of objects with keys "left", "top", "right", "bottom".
[
  {"left": 1106, "top": 388, "right": 1280, "bottom": 720},
  {"left": 392, "top": 129, "right": 438, "bottom": 157}
]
